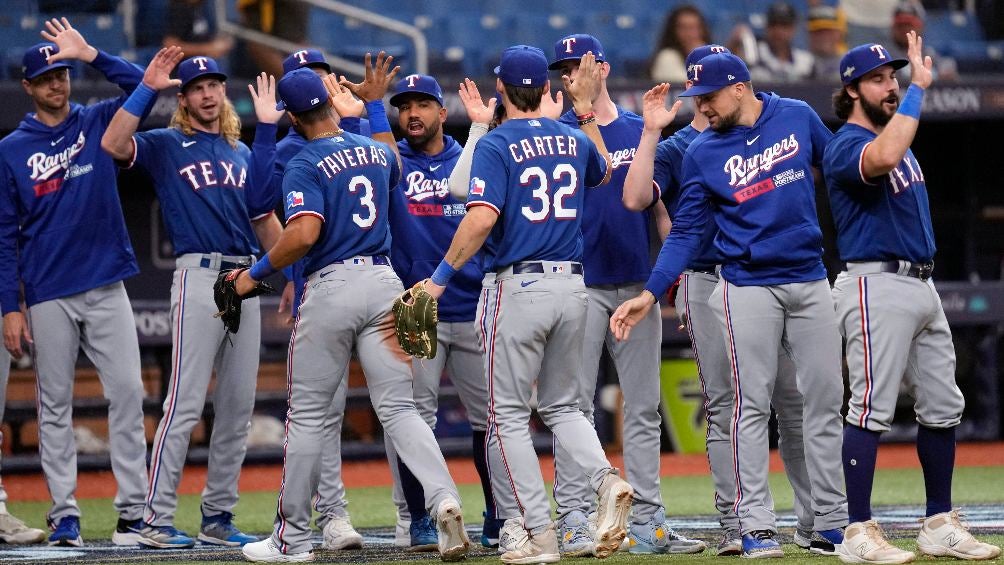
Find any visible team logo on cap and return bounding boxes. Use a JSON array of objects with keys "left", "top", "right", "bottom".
[
  {"left": 562, "top": 37, "right": 577, "bottom": 53},
  {"left": 406, "top": 74, "right": 419, "bottom": 87},
  {"left": 292, "top": 50, "right": 310, "bottom": 64},
  {"left": 38, "top": 45, "right": 55, "bottom": 61},
  {"left": 710, "top": 45, "right": 726, "bottom": 54},
  {"left": 691, "top": 64, "right": 703, "bottom": 81},
  {"left": 869, "top": 44, "right": 888, "bottom": 59},
  {"left": 192, "top": 56, "right": 209, "bottom": 70}
]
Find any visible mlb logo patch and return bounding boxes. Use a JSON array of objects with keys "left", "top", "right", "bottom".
[
  {"left": 352, "top": 257, "right": 364, "bottom": 265},
  {"left": 470, "top": 177, "right": 486, "bottom": 197},
  {"left": 286, "top": 191, "right": 304, "bottom": 209},
  {"left": 551, "top": 265, "right": 564, "bottom": 273}
]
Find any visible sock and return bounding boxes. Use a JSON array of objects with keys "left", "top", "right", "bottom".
[
  {"left": 472, "top": 430, "right": 497, "bottom": 520},
  {"left": 398, "top": 458, "right": 428, "bottom": 521},
  {"left": 917, "top": 425, "right": 955, "bottom": 516},
  {"left": 843, "top": 424, "right": 881, "bottom": 523}
]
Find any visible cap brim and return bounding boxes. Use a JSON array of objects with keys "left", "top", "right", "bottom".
[
  {"left": 389, "top": 91, "right": 442, "bottom": 108},
  {"left": 181, "top": 72, "right": 227, "bottom": 91},
  {"left": 679, "top": 83, "right": 726, "bottom": 97},
  {"left": 26, "top": 61, "right": 72, "bottom": 80}
]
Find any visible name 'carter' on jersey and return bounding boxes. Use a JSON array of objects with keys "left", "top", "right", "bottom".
[{"left": 466, "top": 118, "right": 607, "bottom": 271}]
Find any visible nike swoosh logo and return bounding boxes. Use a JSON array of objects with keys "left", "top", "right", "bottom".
[
  {"left": 520, "top": 280, "right": 538, "bottom": 287},
  {"left": 430, "top": 164, "right": 442, "bottom": 171},
  {"left": 746, "top": 135, "right": 760, "bottom": 145},
  {"left": 50, "top": 136, "right": 65, "bottom": 146},
  {"left": 182, "top": 141, "right": 197, "bottom": 147},
  {"left": 319, "top": 269, "right": 335, "bottom": 278}
]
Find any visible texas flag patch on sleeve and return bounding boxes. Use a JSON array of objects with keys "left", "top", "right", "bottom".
[
  {"left": 286, "top": 191, "right": 304, "bottom": 209},
  {"left": 470, "top": 177, "right": 485, "bottom": 197}
]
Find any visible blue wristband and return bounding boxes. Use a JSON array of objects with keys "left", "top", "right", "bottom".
[
  {"left": 248, "top": 254, "right": 277, "bottom": 281},
  {"left": 430, "top": 260, "right": 458, "bottom": 287},
  {"left": 897, "top": 84, "right": 924, "bottom": 120},
  {"left": 122, "top": 83, "right": 157, "bottom": 118},
  {"left": 282, "top": 265, "right": 294, "bottom": 280},
  {"left": 365, "top": 100, "right": 391, "bottom": 133}
]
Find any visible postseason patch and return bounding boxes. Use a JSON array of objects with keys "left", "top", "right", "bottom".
[
  {"left": 286, "top": 191, "right": 304, "bottom": 209},
  {"left": 470, "top": 177, "right": 485, "bottom": 197}
]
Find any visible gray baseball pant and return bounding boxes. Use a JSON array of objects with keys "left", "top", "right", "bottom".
[
  {"left": 483, "top": 264, "right": 613, "bottom": 533},
  {"left": 270, "top": 261, "right": 460, "bottom": 555},
  {"left": 27, "top": 282, "right": 148, "bottom": 524},
  {"left": 553, "top": 282, "right": 664, "bottom": 526},
  {"left": 709, "top": 278, "right": 847, "bottom": 534},
  {"left": 145, "top": 257, "right": 260, "bottom": 525},
  {"left": 314, "top": 373, "right": 351, "bottom": 525}
]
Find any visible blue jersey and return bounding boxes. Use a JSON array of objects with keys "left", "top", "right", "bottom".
[
  {"left": 389, "top": 136, "right": 481, "bottom": 322},
  {"left": 645, "top": 92, "right": 832, "bottom": 297},
  {"left": 0, "top": 51, "right": 145, "bottom": 313},
  {"left": 654, "top": 124, "right": 722, "bottom": 270},
  {"left": 467, "top": 118, "right": 607, "bottom": 271},
  {"left": 823, "top": 123, "right": 935, "bottom": 263},
  {"left": 282, "top": 132, "right": 400, "bottom": 275},
  {"left": 559, "top": 108, "right": 652, "bottom": 286},
  {"left": 130, "top": 123, "right": 277, "bottom": 256}
]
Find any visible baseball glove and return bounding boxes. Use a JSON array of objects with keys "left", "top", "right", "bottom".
[
  {"left": 392, "top": 281, "right": 439, "bottom": 359},
  {"left": 213, "top": 268, "right": 276, "bottom": 334}
]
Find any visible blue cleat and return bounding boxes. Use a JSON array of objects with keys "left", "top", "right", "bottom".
[
  {"left": 810, "top": 527, "right": 844, "bottom": 556},
  {"left": 742, "top": 530, "right": 784, "bottom": 558},
  {"left": 48, "top": 515, "right": 82, "bottom": 547},
  {"left": 481, "top": 511, "right": 505, "bottom": 548},
  {"left": 409, "top": 514, "right": 438, "bottom": 552},
  {"left": 138, "top": 523, "right": 196, "bottom": 549},
  {"left": 628, "top": 518, "right": 707, "bottom": 554},
  {"left": 198, "top": 511, "right": 258, "bottom": 547}
]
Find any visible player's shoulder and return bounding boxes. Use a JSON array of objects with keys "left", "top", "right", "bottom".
[
  {"left": 558, "top": 109, "right": 577, "bottom": 127},
  {"left": 824, "top": 123, "right": 874, "bottom": 157},
  {"left": 615, "top": 107, "right": 644, "bottom": 126}
]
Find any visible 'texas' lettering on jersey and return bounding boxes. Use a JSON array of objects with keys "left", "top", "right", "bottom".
[
  {"left": 724, "top": 133, "right": 800, "bottom": 187},
  {"left": 178, "top": 160, "right": 247, "bottom": 190},
  {"left": 887, "top": 155, "right": 925, "bottom": 195},
  {"left": 27, "top": 132, "right": 93, "bottom": 197},
  {"left": 315, "top": 144, "right": 390, "bottom": 179},
  {"left": 404, "top": 170, "right": 449, "bottom": 202}
]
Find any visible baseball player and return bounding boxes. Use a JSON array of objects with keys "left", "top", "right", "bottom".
[
  {"left": 421, "top": 46, "right": 634, "bottom": 563},
  {"left": 384, "top": 73, "right": 504, "bottom": 550},
  {"left": 270, "top": 48, "right": 369, "bottom": 551},
  {"left": 0, "top": 18, "right": 152, "bottom": 547},
  {"left": 238, "top": 65, "right": 470, "bottom": 563},
  {"left": 0, "top": 319, "right": 46, "bottom": 544},
  {"left": 547, "top": 34, "right": 704, "bottom": 557},
  {"left": 611, "top": 52, "right": 848, "bottom": 558},
  {"left": 100, "top": 52, "right": 282, "bottom": 548},
  {"left": 824, "top": 34, "right": 1001, "bottom": 563},
  {"left": 622, "top": 44, "right": 824, "bottom": 556}
]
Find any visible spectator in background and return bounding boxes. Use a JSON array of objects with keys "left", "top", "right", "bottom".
[
  {"left": 747, "top": 2, "right": 815, "bottom": 82},
  {"left": 163, "top": 0, "right": 234, "bottom": 60},
  {"left": 808, "top": 4, "right": 848, "bottom": 80},
  {"left": 238, "top": 0, "right": 309, "bottom": 78},
  {"left": 649, "top": 5, "right": 712, "bottom": 83},
  {"left": 887, "top": 0, "right": 958, "bottom": 81}
]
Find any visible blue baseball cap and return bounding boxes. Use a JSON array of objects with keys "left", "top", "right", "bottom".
[
  {"left": 679, "top": 52, "right": 751, "bottom": 97},
  {"left": 22, "top": 42, "right": 73, "bottom": 80},
  {"left": 177, "top": 56, "right": 227, "bottom": 91},
  {"left": 685, "top": 44, "right": 731, "bottom": 77},
  {"left": 276, "top": 68, "right": 329, "bottom": 113},
  {"left": 282, "top": 48, "right": 331, "bottom": 75},
  {"left": 389, "top": 74, "right": 444, "bottom": 107},
  {"left": 548, "top": 34, "right": 605, "bottom": 70},
  {"left": 494, "top": 45, "right": 548, "bottom": 88},
  {"left": 839, "top": 43, "right": 908, "bottom": 85}
]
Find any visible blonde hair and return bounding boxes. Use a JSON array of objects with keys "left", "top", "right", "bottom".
[{"left": 170, "top": 96, "right": 241, "bottom": 148}]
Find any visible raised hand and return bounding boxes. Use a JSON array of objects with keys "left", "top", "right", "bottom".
[
  {"left": 338, "top": 51, "right": 401, "bottom": 102},
  {"left": 323, "top": 74, "right": 364, "bottom": 118},
  {"left": 142, "top": 46, "right": 184, "bottom": 90},
  {"left": 540, "top": 90, "right": 564, "bottom": 120},
  {"left": 609, "top": 292, "right": 657, "bottom": 341},
  {"left": 248, "top": 72, "right": 284, "bottom": 124},
  {"left": 642, "top": 83, "right": 683, "bottom": 132},
  {"left": 906, "top": 30, "right": 933, "bottom": 89},
  {"left": 458, "top": 78, "right": 495, "bottom": 124},
  {"left": 40, "top": 17, "right": 98, "bottom": 63},
  {"left": 562, "top": 51, "right": 601, "bottom": 112}
]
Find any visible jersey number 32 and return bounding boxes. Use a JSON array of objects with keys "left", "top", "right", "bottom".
[{"left": 521, "top": 164, "right": 578, "bottom": 222}]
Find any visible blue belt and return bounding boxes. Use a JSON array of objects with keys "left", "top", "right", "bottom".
[
  {"left": 511, "top": 261, "right": 583, "bottom": 275},
  {"left": 199, "top": 257, "right": 250, "bottom": 270},
  {"left": 333, "top": 255, "right": 391, "bottom": 266}
]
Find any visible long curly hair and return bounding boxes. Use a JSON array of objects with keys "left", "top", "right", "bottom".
[{"left": 169, "top": 96, "right": 241, "bottom": 148}]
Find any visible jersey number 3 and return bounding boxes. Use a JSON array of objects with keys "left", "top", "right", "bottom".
[
  {"left": 521, "top": 164, "right": 578, "bottom": 222},
  {"left": 348, "top": 175, "right": 376, "bottom": 229}
]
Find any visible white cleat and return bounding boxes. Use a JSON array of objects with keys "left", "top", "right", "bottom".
[
  {"left": 498, "top": 517, "right": 528, "bottom": 555},
  {"left": 435, "top": 498, "right": 470, "bottom": 562},
  {"left": 321, "top": 516, "right": 363, "bottom": 550},
  {"left": 838, "top": 521, "right": 915, "bottom": 564},
  {"left": 594, "top": 472, "right": 633, "bottom": 559},
  {"left": 501, "top": 523, "right": 560, "bottom": 565},
  {"left": 916, "top": 510, "right": 1002, "bottom": 561},
  {"left": 242, "top": 537, "right": 314, "bottom": 562}
]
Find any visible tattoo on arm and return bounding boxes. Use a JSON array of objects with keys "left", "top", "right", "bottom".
[{"left": 451, "top": 247, "right": 465, "bottom": 265}]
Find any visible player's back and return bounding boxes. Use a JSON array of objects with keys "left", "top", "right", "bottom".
[
  {"left": 467, "top": 118, "right": 606, "bottom": 272},
  {"left": 283, "top": 131, "right": 400, "bottom": 276}
]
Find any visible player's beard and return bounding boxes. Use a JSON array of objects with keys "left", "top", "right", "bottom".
[
  {"left": 860, "top": 92, "right": 899, "bottom": 127},
  {"left": 710, "top": 106, "right": 742, "bottom": 132},
  {"left": 405, "top": 118, "right": 441, "bottom": 150}
]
